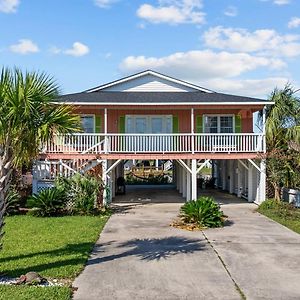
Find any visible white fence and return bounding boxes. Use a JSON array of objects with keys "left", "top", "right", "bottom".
[{"left": 43, "top": 133, "right": 265, "bottom": 154}]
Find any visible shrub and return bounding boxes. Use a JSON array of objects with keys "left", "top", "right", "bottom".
[
  {"left": 27, "top": 188, "right": 66, "bottom": 217},
  {"left": 5, "top": 186, "right": 22, "bottom": 215},
  {"left": 257, "top": 198, "right": 298, "bottom": 219},
  {"left": 55, "top": 174, "right": 102, "bottom": 215},
  {"left": 258, "top": 199, "right": 282, "bottom": 210},
  {"left": 180, "top": 196, "right": 224, "bottom": 228}
]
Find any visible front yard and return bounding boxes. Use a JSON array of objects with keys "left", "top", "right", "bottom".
[
  {"left": 0, "top": 215, "right": 109, "bottom": 300},
  {"left": 257, "top": 199, "right": 300, "bottom": 234}
]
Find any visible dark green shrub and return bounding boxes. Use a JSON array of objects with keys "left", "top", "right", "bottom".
[
  {"left": 27, "top": 188, "right": 65, "bottom": 217},
  {"left": 258, "top": 199, "right": 282, "bottom": 210},
  {"left": 258, "top": 199, "right": 298, "bottom": 219},
  {"left": 5, "top": 186, "right": 22, "bottom": 215},
  {"left": 180, "top": 196, "right": 224, "bottom": 228},
  {"left": 55, "top": 174, "right": 101, "bottom": 215}
]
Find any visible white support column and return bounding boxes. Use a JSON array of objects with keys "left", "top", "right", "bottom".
[
  {"left": 259, "top": 159, "right": 266, "bottom": 203},
  {"left": 108, "top": 160, "right": 113, "bottom": 203},
  {"left": 262, "top": 105, "right": 267, "bottom": 153},
  {"left": 191, "top": 108, "right": 195, "bottom": 154},
  {"left": 222, "top": 160, "right": 227, "bottom": 191},
  {"left": 104, "top": 108, "right": 108, "bottom": 153},
  {"left": 248, "top": 164, "right": 254, "bottom": 202},
  {"left": 179, "top": 164, "right": 183, "bottom": 194},
  {"left": 182, "top": 161, "right": 187, "bottom": 198},
  {"left": 237, "top": 161, "right": 242, "bottom": 198},
  {"left": 102, "top": 159, "right": 108, "bottom": 205},
  {"left": 176, "top": 162, "right": 180, "bottom": 191},
  {"left": 191, "top": 159, "right": 197, "bottom": 201},
  {"left": 186, "top": 160, "right": 191, "bottom": 201},
  {"left": 229, "top": 160, "right": 235, "bottom": 194},
  {"left": 112, "top": 163, "right": 116, "bottom": 199}
]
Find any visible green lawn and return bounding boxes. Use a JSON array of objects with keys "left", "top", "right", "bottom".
[
  {"left": 0, "top": 285, "right": 71, "bottom": 300},
  {"left": 257, "top": 200, "right": 300, "bottom": 234},
  {"left": 0, "top": 215, "right": 109, "bottom": 299}
]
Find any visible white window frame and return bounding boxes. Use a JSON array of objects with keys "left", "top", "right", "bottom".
[
  {"left": 203, "top": 114, "right": 235, "bottom": 133},
  {"left": 80, "top": 114, "right": 95, "bottom": 133},
  {"left": 125, "top": 115, "right": 173, "bottom": 133}
]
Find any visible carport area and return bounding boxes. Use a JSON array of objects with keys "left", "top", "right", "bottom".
[
  {"left": 113, "top": 185, "right": 246, "bottom": 205},
  {"left": 113, "top": 185, "right": 185, "bottom": 204},
  {"left": 73, "top": 190, "right": 300, "bottom": 300},
  {"left": 106, "top": 158, "right": 266, "bottom": 205}
]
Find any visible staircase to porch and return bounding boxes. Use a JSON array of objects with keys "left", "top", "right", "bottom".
[{"left": 32, "top": 158, "right": 104, "bottom": 193}]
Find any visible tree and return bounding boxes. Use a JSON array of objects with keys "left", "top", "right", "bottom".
[
  {"left": 0, "top": 68, "right": 81, "bottom": 247},
  {"left": 258, "top": 84, "right": 300, "bottom": 200}
]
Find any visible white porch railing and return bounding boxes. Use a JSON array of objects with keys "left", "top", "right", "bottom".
[
  {"left": 43, "top": 133, "right": 265, "bottom": 154},
  {"left": 44, "top": 134, "right": 105, "bottom": 154}
]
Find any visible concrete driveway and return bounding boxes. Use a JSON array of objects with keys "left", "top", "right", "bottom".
[{"left": 73, "top": 189, "right": 300, "bottom": 300}]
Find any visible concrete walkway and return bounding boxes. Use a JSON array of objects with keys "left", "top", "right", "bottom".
[{"left": 73, "top": 189, "right": 300, "bottom": 300}]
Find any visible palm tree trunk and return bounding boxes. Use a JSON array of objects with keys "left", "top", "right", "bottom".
[
  {"left": 273, "top": 183, "right": 281, "bottom": 201},
  {"left": 0, "top": 157, "right": 12, "bottom": 249}
]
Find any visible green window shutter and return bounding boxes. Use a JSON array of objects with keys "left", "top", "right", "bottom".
[
  {"left": 119, "top": 116, "right": 125, "bottom": 133},
  {"left": 95, "top": 115, "right": 102, "bottom": 133},
  {"left": 173, "top": 115, "right": 179, "bottom": 133},
  {"left": 196, "top": 116, "right": 203, "bottom": 133},
  {"left": 235, "top": 115, "right": 242, "bottom": 133}
]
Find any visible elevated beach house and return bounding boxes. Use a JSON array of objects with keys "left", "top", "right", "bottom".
[{"left": 34, "top": 70, "right": 272, "bottom": 204}]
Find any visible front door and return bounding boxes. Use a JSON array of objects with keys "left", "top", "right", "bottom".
[{"left": 125, "top": 115, "right": 172, "bottom": 152}]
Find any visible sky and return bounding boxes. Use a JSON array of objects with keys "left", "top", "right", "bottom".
[{"left": 1, "top": 0, "right": 300, "bottom": 98}]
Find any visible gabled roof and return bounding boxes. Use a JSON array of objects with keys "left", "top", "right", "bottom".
[
  {"left": 57, "top": 91, "right": 272, "bottom": 105},
  {"left": 85, "top": 70, "right": 214, "bottom": 93}
]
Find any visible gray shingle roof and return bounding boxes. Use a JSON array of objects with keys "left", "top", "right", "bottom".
[{"left": 56, "top": 91, "right": 270, "bottom": 104}]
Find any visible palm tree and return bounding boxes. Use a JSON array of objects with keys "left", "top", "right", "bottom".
[
  {"left": 258, "top": 84, "right": 300, "bottom": 200},
  {"left": 0, "top": 68, "right": 81, "bottom": 248}
]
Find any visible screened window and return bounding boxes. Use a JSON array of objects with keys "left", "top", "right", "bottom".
[
  {"left": 204, "top": 115, "right": 234, "bottom": 133},
  {"left": 204, "top": 116, "right": 218, "bottom": 133},
  {"left": 81, "top": 116, "right": 94, "bottom": 133},
  {"left": 220, "top": 116, "right": 233, "bottom": 133}
]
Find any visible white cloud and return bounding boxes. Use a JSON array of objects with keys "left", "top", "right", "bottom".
[
  {"left": 120, "top": 50, "right": 285, "bottom": 81},
  {"left": 64, "top": 42, "right": 90, "bottom": 57},
  {"left": 224, "top": 6, "right": 238, "bottom": 17},
  {"left": 119, "top": 50, "right": 291, "bottom": 98},
  {"left": 94, "top": 0, "right": 118, "bottom": 8},
  {"left": 137, "top": 0, "right": 205, "bottom": 25},
  {"left": 260, "top": 0, "right": 290, "bottom": 5},
  {"left": 201, "top": 77, "right": 290, "bottom": 98},
  {"left": 288, "top": 17, "right": 300, "bottom": 29},
  {"left": 273, "top": 0, "right": 290, "bottom": 5},
  {"left": 9, "top": 39, "right": 39, "bottom": 54},
  {"left": 49, "top": 46, "right": 61, "bottom": 55},
  {"left": 0, "top": 0, "right": 19, "bottom": 13},
  {"left": 203, "top": 26, "right": 300, "bottom": 57}
]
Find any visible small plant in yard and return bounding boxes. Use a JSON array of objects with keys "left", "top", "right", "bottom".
[
  {"left": 27, "top": 188, "right": 66, "bottom": 217},
  {"left": 178, "top": 196, "right": 225, "bottom": 229},
  {"left": 26, "top": 174, "right": 105, "bottom": 217},
  {"left": 5, "top": 186, "right": 22, "bottom": 216}
]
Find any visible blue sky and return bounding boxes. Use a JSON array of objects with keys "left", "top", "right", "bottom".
[{"left": 1, "top": 0, "right": 300, "bottom": 98}]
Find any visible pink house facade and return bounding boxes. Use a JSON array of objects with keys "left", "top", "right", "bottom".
[{"left": 34, "top": 70, "right": 272, "bottom": 204}]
